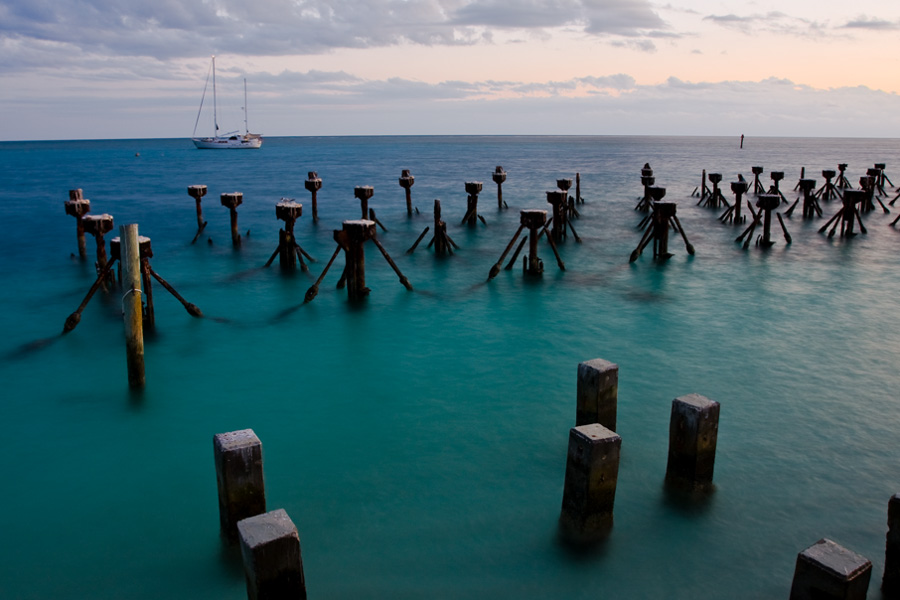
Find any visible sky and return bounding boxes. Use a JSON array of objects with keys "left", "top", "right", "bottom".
[{"left": 1, "top": 0, "right": 899, "bottom": 140}]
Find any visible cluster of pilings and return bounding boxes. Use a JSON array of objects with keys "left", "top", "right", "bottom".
[
  {"left": 562, "top": 359, "right": 718, "bottom": 543},
  {"left": 682, "top": 162, "right": 898, "bottom": 248},
  {"left": 631, "top": 169, "right": 695, "bottom": 262}
]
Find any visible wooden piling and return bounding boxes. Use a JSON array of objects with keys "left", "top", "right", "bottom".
[
  {"left": 560, "top": 423, "right": 621, "bottom": 541},
  {"left": 336, "top": 220, "right": 375, "bottom": 300},
  {"left": 120, "top": 224, "right": 145, "bottom": 389},
  {"left": 576, "top": 359, "right": 618, "bottom": 430},
  {"left": 354, "top": 186, "right": 374, "bottom": 219},
  {"left": 238, "top": 509, "right": 307, "bottom": 600},
  {"left": 399, "top": 170, "right": 415, "bottom": 216},
  {"left": 220, "top": 192, "right": 243, "bottom": 247},
  {"left": 790, "top": 538, "right": 871, "bottom": 600},
  {"left": 463, "top": 181, "right": 483, "bottom": 226},
  {"left": 188, "top": 185, "right": 207, "bottom": 229},
  {"left": 304, "top": 172, "right": 322, "bottom": 222},
  {"left": 64, "top": 189, "right": 91, "bottom": 258},
  {"left": 665, "top": 393, "right": 719, "bottom": 490},
  {"left": 884, "top": 494, "right": 900, "bottom": 596},
  {"left": 214, "top": 429, "right": 266, "bottom": 543},
  {"left": 492, "top": 166, "right": 507, "bottom": 209}
]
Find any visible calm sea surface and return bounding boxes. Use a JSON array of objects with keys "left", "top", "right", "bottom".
[{"left": 1, "top": 136, "right": 899, "bottom": 599}]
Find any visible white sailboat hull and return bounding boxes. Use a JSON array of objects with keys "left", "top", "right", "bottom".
[{"left": 192, "top": 135, "right": 263, "bottom": 149}]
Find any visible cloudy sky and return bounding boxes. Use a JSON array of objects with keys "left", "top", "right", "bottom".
[{"left": 1, "top": 0, "right": 899, "bottom": 140}]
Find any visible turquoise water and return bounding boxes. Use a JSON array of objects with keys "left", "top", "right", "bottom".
[{"left": 1, "top": 136, "right": 899, "bottom": 598}]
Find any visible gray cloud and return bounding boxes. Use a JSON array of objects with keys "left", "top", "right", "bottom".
[
  {"left": 702, "top": 11, "right": 826, "bottom": 37},
  {"left": 0, "top": 0, "right": 670, "bottom": 71},
  {"left": 840, "top": 17, "right": 900, "bottom": 30}
]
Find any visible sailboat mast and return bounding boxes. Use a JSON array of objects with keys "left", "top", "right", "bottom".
[
  {"left": 212, "top": 55, "right": 219, "bottom": 135},
  {"left": 243, "top": 78, "right": 249, "bottom": 135}
]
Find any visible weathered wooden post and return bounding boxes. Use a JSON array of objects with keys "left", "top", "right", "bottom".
[
  {"left": 884, "top": 494, "right": 900, "bottom": 596},
  {"left": 790, "top": 538, "right": 871, "bottom": 600},
  {"left": 304, "top": 172, "right": 322, "bottom": 222},
  {"left": 111, "top": 234, "right": 156, "bottom": 330},
  {"left": 220, "top": 192, "right": 243, "bottom": 247},
  {"left": 737, "top": 194, "right": 791, "bottom": 248},
  {"left": 632, "top": 190, "right": 696, "bottom": 262},
  {"left": 546, "top": 190, "right": 568, "bottom": 243},
  {"left": 636, "top": 164, "right": 654, "bottom": 211},
  {"left": 188, "top": 185, "right": 208, "bottom": 243},
  {"left": 238, "top": 509, "right": 307, "bottom": 600},
  {"left": 353, "top": 186, "right": 373, "bottom": 219},
  {"left": 559, "top": 423, "right": 621, "bottom": 541},
  {"left": 665, "top": 393, "right": 719, "bottom": 490},
  {"left": 263, "top": 200, "right": 309, "bottom": 271},
  {"left": 120, "top": 224, "right": 145, "bottom": 389},
  {"left": 461, "top": 181, "right": 484, "bottom": 226},
  {"left": 214, "top": 429, "right": 266, "bottom": 543},
  {"left": 399, "top": 169, "right": 415, "bottom": 216},
  {"left": 337, "top": 219, "right": 375, "bottom": 300},
  {"left": 64, "top": 189, "right": 91, "bottom": 258},
  {"left": 751, "top": 166, "right": 766, "bottom": 194},
  {"left": 492, "top": 166, "right": 507, "bottom": 209},
  {"left": 576, "top": 172, "right": 583, "bottom": 204},
  {"left": 576, "top": 359, "right": 618, "bottom": 430},
  {"left": 699, "top": 173, "right": 729, "bottom": 209},
  {"left": 720, "top": 179, "right": 748, "bottom": 224},
  {"left": 836, "top": 163, "right": 852, "bottom": 189},
  {"left": 83, "top": 213, "right": 115, "bottom": 287},
  {"left": 820, "top": 189, "right": 867, "bottom": 238},
  {"left": 523, "top": 209, "right": 546, "bottom": 275}
]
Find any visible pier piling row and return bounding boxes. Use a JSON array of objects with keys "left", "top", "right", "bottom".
[
  {"left": 790, "top": 538, "right": 871, "bottom": 600},
  {"left": 214, "top": 429, "right": 266, "bottom": 543},
  {"left": 238, "top": 509, "right": 307, "bottom": 600},
  {"left": 560, "top": 423, "right": 621, "bottom": 541},
  {"left": 665, "top": 393, "right": 719, "bottom": 490},
  {"left": 576, "top": 359, "right": 618, "bottom": 430}
]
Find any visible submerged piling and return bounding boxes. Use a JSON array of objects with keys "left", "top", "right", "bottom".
[
  {"left": 665, "top": 393, "right": 719, "bottom": 491},
  {"left": 576, "top": 359, "right": 618, "bottom": 430},
  {"left": 214, "top": 429, "right": 266, "bottom": 543},
  {"left": 790, "top": 538, "right": 871, "bottom": 600},
  {"left": 64, "top": 189, "right": 91, "bottom": 258},
  {"left": 220, "top": 192, "right": 243, "bottom": 246},
  {"left": 559, "top": 423, "right": 621, "bottom": 541},
  {"left": 120, "top": 224, "right": 145, "bottom": 389},
  {"left": 238, "top": 509, "right": 307, "bottom": 600}
]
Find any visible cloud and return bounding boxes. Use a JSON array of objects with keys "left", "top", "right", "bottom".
[
  {"left": 702, "top": 11, "right": 825, "bottom": 37},
  {"left": 0, "top": 0, "right": 671, "bottom": 70},
  {"left": 840, "top": 17, "right": 900, "bottom": 31}
]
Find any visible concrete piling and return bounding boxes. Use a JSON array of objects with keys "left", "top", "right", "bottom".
[
  {"left": 353, "top": 186, "right": 374, "bottom": 219},
  {"left": 665, "top": 393, "right": 719, "bottom": 490},
  {"left": 559, "top": 423, "right": 621, "bottom": 541},
  {"left": 884, "top": 494, "right": 900, "bottom": 596},
  {"left": 214, "top": 429, "right": 266, "bottom": 543},
  {"left": 790, "top": 538, "right": 871, "bottom": 600},
  {"left": 461, "top": 181, "right": 484, "bottom": 226},
  {"left": 399, "top": 169, "right": 415, "bottom": 215},
  {"left": 546, "top": 190, "right": 569, "bottom": 243},
  {"left": 631, "top": 190, "right": 695, "bottom": 262},
  {"left": 237, "top": 509, "right": 307, "bottom": 600},
  {"left": 751, "top": 166, "right": 766, "bottom": 194},
  {"left": 220, "top": 192, "right": 243, "bottom": 247},
  {"left": 264, "top": 200, "right": 309, "bottom": 270},
  {"left": 119, "top": 224, "right": 145, "bottom": 389},
  {"left": 188, "top": 185, "right": 208, "bottom": 243},
  {"left": 769, "top": 171, "right": 787, "bottom": 203},
  {"left": 698, "top": 173, "right": 728, "bottom": 209},
  {"left": 576, "top": 359, "right": 618, "bottom": 430},
  {"left": 837, "top": 163, "right": 852, "bottom": 189},
  {"left": 737, "top": 194, "right": 791, "bottom": 248},
  {"left": 637, "top": 164, "right": 655, "bottom": 211},
  {"left": 720, "top": 179, "right": 748, "bottom": 224},
  {"left": 816, "top": 170, "right": 839, "bottom": 202},
  {"left": 304, "top": 172, "right": 322, "bottom": 222},
  {"left": 492, "top": 166, "right": 507, "bottom": 209},
  {"left": 820, "top": 189, "right": 867, "bottom": 238},
  {"left": 64, "top": 189, "right": 91, "bottom": 258}
]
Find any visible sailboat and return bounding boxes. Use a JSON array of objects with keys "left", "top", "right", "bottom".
[{"left": 192, "top": 56, "right": 263, "bottom": 149}]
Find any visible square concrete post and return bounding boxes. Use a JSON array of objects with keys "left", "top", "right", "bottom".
[
  {"left": 214, "top": 429, "right": 266, "bottom": 542},
  {"left": 665, "top": 393, "right": 719, "bottom": 490},
  {"left": 238, "top": 509, "right": 307, "bottom": 600},
  {"left": 884, "top": 494, "right": 900, "bottom": 595},
  {"left": 560, "top": 423, "right": 621, "bottom": 540},
  {"left": 790, "top": 538, "right": 871, "bottom": 600},
  {"left": 576, "top": 359, "right": 618, "bottom": 430}
]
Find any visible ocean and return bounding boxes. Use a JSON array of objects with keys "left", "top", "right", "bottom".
[{"left": 1, "top": 135, "right": 899, "bottom": 599}]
